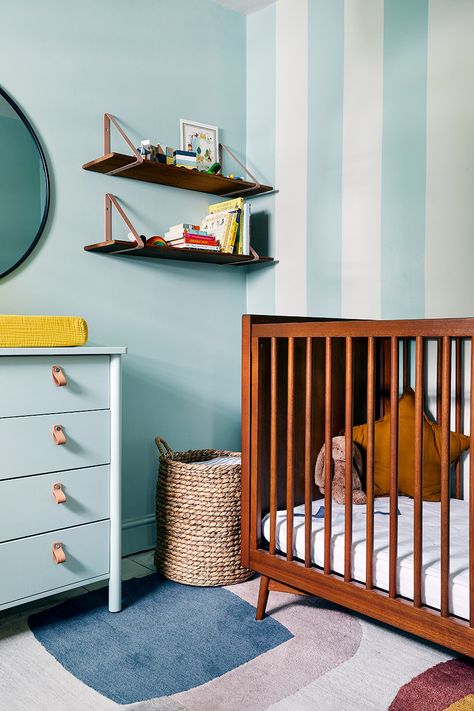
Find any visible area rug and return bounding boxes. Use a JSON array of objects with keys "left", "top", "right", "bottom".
[
  {"left": 0, "top": 573, "right": 472, "bottom": 710},
  {"left": 28, "top": 574, "right": 292, "bottom": 704}
]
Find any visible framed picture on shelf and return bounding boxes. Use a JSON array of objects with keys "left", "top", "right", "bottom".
[{"left": 180, "top": 119, "right": 219, "bottom": 171}]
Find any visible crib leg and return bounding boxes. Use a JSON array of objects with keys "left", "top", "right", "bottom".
[{"left": 256, "top": 575, "right": 270, "bottom": 620}]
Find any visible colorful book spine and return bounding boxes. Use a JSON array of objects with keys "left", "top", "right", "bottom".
[
  {"left": 242, "top": 202, "right": 251, "bottom": 255},
  {"left": 174, "top": 150, "right": 197, "bottom": 168},
  {"left": 184, "top": 229, "right": 211, "bottom": 237},
  {"left": 167, "top": 233, "right": 215, "bottom": 241},
  {"left": 173, "top": 243, "right": 220, "bottom": 252},
  {"left": 168, "top": 236, "right": 218, "bottom": 245},
  {"left": 225, "top": 209, "right": 241, "bottom": 254},
  {"left": 169, "top": 223, "right": 201, "bottom": 231}
]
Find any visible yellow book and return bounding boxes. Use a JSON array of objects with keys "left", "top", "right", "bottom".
[
  {"left": 208, "top": 197, "right": 244, "bottom": 214},
  {"left": 222, "top": 214, "right": 235, "bottom": 252},
  {"left": 225, "top": 210, "right": 242, "bottom": 254}
]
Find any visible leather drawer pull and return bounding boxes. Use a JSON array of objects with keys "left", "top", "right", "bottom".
[
  {"left": 53, "top": 425, "right": 66, "bottom": 446},
  {"left": 52, "top": 365, "right": 67, "bottom": 387},
  {"left": 52, "top": 482, "right": 66, "bottom": 504},
  {"left": 52, "top": 542, "right": 66, "bottom": 564}
]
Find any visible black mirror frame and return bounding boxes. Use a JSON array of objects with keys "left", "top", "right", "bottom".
[{"left": 0, "top": 86, "right": 50, "bottom": 279}]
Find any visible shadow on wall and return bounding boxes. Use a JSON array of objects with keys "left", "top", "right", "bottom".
[{"left": 251, "top": 210, "right": 271, "bottom": 258}]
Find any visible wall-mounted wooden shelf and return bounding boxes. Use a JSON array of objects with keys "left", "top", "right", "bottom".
[
  {"left": 84, "top": 240, "right": 273, "bottom": 266},
  {"left": 83, "top": 117, "right": 275, "bottom": 269},
  {"left": 83, "top": 153, "right": 273, "bottom": 198}
]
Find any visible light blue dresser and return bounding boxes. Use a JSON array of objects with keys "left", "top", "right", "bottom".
[{"left": 0, "top": 347, "right": 126, "bottom": 613}]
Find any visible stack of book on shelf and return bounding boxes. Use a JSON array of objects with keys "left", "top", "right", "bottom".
[
  {"left": 173, "top": 150, "right": 197, "bottom": 169},
  {"left": 164, "top": 224, "right": 220, "bottom": 251},
  {"left": 200, "top": 198, "right": 251, "bottom": 255},
  {"left": 160, "top": 199, "right": 252, "bottom": 255}
]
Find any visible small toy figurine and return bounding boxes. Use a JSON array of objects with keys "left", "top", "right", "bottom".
[
  {"left": 146, "top": 236, "right": 167, "bottom": 247},
  {"left": 138, "top": 139, "right": 151, "bottom": 157},
  {"left": 206, "top": 162, "right": 221, "bottom": 175},
  {"left": 138, "top": 141, "right": 167, "bottom": 163}
]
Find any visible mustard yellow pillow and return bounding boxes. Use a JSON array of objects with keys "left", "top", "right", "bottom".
[{"left": 352, "top": 389, "right": 469, "bottom": 501}]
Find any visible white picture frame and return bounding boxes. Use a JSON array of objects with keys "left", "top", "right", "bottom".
[{"left": 179, "top": 119, "right": 219, "bottom": 171}]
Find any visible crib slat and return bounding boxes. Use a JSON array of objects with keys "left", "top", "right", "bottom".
[
  {"left": 437, "top": 338, "right": 443, "bottom": 423},
  {"left": 286, "top": 337, "right": 295, "bottom": 562},
  {"left": 440, "top": 336, "right": 451, "bottom": 617},
  {"left": 269, "top": 337, "right": 278, "bottom": 556},
  {"left": 250, "top": 336, "right": 261, "bottom": 552},
  {"left": 344, "top": 337, "right": 353, "bottom": 582},
  {"left": 389, "top": 336, "right": 399, "bottom": 599},
  {"left": 304, "top": 338, "right": 313, "bottom": 567},
  {"left": 366, "top": 337, "right": 375, "bottom": 590},
  {"left": 470, "top": 337, "right": 474, "bottom": 627},
  {"left": 414, "top": 336, "right": 424, "bottom": 608},
  {"left": 455, "top": 338, "right": 463, "bottom": 499},
  {"left": 380, "top": 339, "right": 391, "bottom": 416},
  {"left": 403, "top": 339, "right": 410, "bottom": 391},
  {"left": 324, "top": 337, "right": 333, "bottom": 575}
]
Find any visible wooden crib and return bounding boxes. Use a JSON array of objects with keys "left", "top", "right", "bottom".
[{"left": 241, "top": 315, "right": 474, "bottom": 656}]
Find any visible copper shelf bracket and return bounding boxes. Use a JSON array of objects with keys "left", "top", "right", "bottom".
[
  {"left": 103, "top": 113, "right": 144, "bottom": 176},
  {"left": 223, "top": 246, "right": 260, "bottom": 266},
  {"left": 219, "top": 143, "right": 263, "bottom": 198},
  {"left": 105, "top": 193, "right": 145, "bottom": 253}
]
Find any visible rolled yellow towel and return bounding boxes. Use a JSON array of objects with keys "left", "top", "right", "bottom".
[{"left": 0, "top": 315, "right": 88, "bottom": 348}]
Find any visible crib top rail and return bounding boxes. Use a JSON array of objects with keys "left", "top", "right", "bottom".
[{"left": 250, "top": 317, "right": 474, "bottom": 339}]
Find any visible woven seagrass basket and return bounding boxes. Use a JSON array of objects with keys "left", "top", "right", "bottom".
[{"left": 154, "top": 436, "right": 252, "bottom": 586}]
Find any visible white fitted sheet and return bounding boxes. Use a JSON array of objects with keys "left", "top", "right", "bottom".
[{"left": 262, "top": 496, "right": 470, "bottom": 620}]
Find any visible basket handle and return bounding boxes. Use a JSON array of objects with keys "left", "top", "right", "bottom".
[{"left": 155, "top": 436, "right": 173, "bottom": 457}]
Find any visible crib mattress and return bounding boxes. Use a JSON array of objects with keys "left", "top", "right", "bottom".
[{"left": 262, "top": 496, "right": 470, "bottom": 620}]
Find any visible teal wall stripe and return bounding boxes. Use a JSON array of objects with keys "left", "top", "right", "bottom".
[
  {"left": 381, "top": 0, "right": 428, "bottom": 318},
  {"left": 307, "top": 0, "right": 344, "bottom": 318}
]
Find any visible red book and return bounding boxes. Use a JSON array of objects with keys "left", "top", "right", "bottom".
[{"left": 168, "top": 236, "right": 219, "bottom": 246}]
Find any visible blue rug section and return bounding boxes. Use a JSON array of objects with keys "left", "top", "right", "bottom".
[{"left": 28, "top": 574, "right": 292, "bottom": 704}]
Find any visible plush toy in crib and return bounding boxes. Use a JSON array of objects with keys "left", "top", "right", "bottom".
[{"left": 314, "top": 436, "right": 366, "bottom": 505}]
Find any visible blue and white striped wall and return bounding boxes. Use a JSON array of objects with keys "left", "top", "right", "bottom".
[{"left": 246, "top": 0, "right": 474, "bottom": 319}]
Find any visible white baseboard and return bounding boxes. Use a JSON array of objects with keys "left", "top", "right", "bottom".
[{"left": 122, "top": 514, "right": 156, "bottom": 556}]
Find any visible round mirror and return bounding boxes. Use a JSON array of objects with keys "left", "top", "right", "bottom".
[{"left": 0, "top": 87, "right": 50, "bottom": 278}]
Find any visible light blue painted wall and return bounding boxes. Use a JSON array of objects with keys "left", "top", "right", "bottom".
[
  {"left": 246, "top": 4, "right": 276, "bottom": 315},
  {"left": 306, "top": 0, "right": 344, "bottom": 318},
  {"left": 0, "top": 0, "right": 247, "bottom": 553}
]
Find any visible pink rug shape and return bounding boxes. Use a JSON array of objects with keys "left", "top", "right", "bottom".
[
  {"left": 389, "top": 658, "right": 474, "bottom": 711},
  {"left": 173, "top": 576, "right": 362, "bottom": 711}
]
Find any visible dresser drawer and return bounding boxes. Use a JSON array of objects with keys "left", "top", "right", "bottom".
[
  {"left": 0, "top": 520, "right": 109, "bottom": 607},
  {"left": 0, "top": 355, "right": 109, "bottom": 418},
  {"left": 0, "top": 411, "right": 110, "bottom": 481},
  {"left": 0, "top": 466, "right": 109, "bottom": 542}
]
